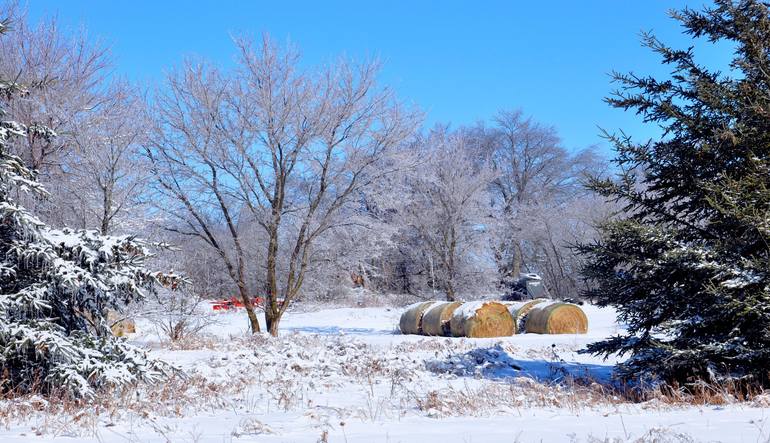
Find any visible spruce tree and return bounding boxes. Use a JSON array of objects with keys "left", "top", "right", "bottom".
[
  {"left": 580, "top": 0, "right": 770, "bottom": 387},
  {"left": 0, "top": 20, "right": 170, "bottom": 397}
]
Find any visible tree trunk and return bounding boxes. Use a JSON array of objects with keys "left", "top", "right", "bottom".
[
  {"left": 511, "top": 241, "right": 523, "bottom": 280},
  {"left": 264, "top": 222, "right": 281, "bottom": 336},
  {"left": 237, "top": 283, "right": 261, "bottom": 333},
  {"left": 265, "top": 311, "right": 283, "bottom": 336},
  {"left": 100, "top": 185, "right": 112, "bottom": 235},
  {"left": 445, "top": 282, "right": 456, "bottom": 301},
  {"left": 244, "top": 303, "right": 261, "bottom": 333},
  {"left": 445, "top": 226, "right": 458, "bottom": 301}
]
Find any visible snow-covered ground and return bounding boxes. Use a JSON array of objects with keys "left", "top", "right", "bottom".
[{"left": 2, "top": 304, "right": 769, "bottom": 443}]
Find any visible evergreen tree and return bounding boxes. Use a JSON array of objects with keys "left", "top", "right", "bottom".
[
  {"left": 580, "top": 0, "right": 770, "bottom": 387},
  {"left": 0, "top": 20, "right": 170, "bottom": 397}
]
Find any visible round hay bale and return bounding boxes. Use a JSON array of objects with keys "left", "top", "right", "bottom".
[
  {"left": 421, "top": 302, "right": 462, "bottom": 336},
  {"left": 399, "top": 301, "right": 438, "bottom": 335},
  {"left": 502, "top": 298, "right": 548, "bottom": 334},
  {"left": 449, "top": 301, "right": 515, "bottom": 338},
  {"left": 112, "top": 319, "right": 136, "bottom": 337},
  {"left": 524, "top": 302, "right": 588, "bottom": 334},
  {"left": 107, "top": 310, "right": 136, "bottom": 337}
]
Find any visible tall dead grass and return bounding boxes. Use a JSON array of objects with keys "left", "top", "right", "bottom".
[{"left": 1, "top": 331, "right": 768, "bottom": 439}]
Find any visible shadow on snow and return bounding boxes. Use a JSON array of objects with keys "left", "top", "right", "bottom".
[{"left": 425, "top": 344, "right": 614, "bottom": 383}]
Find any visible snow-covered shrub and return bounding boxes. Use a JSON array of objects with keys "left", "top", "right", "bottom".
[
  {"left": 143, "top": 284, "right": 217, "bottom": 342},
  {"left": 0, "top": 22, "right": 172, "bottom": 397}
]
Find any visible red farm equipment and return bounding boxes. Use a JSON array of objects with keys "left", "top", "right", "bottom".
[{"left": 210, "top": 296, "right": 264, "bottom": 311}]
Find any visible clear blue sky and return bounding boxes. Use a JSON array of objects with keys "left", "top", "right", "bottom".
[{"left": 28, "top": 1, "right": 731, "bottom": 153}]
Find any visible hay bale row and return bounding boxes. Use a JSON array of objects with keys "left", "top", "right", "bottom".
[
  {"left": 399, "top": 301, "right": 514, "bottom": 338},
  {"left": 399, "top": 300, "right": 587, "bottom": 337},
  {"left": 399, "top": 301, "right": 439, "bottom": 335},
  {"left": 524, "top": 302, "right": 588, "bottom": 334}
]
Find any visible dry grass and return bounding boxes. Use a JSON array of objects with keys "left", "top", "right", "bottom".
[
  {"left": 414, "top": 379, "right": 624, "bottom": 417},
  {"left": 414, "top": 369, "right": 770, "bottom": 420},
  {"left": 0, "top": 374, "right": 233, "bottom": 437},
  {"left": 163, "top": 332, "right": 223, "bottom": 350},
  {"left": 0, "top": 331, "right": 767, "bottom": 439}
]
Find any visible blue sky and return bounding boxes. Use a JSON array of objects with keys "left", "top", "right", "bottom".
[{"left": 27, "top": 1, "right": 731, "bottom": 154}]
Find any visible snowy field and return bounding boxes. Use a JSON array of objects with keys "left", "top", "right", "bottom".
[{"left": 2, "top": 304, "right": 769, "bottom": 443}]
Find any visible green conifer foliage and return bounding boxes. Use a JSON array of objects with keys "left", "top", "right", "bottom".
[{"left": 580, "top": 0, "right": 770, "bottom": 386}]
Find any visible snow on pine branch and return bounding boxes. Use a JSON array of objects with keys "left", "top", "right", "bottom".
[{"left": 0, "top": 85, "right": 176, "bottom": 397}]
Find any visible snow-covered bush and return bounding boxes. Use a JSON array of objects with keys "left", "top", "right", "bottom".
[
  {"left": 143, "top": 284, "right": 217, "bottom": 342},
  {"left": 0, "top": 21, "right": 171, "bottom": 397}
]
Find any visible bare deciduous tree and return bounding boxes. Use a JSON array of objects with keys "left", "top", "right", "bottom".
[
  {"left": 405, "top": 127, "right": 495, "bottom": 301},
  {"left": 0, "top": 6, "right": 110, "bottom": 174},
  {"left": 148, "top": 36, "right": 419, "bottom": 334},
  {"left": 146, "top": 59, "right": 264, "bottom": 332},
  {"left": 0, "top": 5, "right": 151, "bottom": 235},
  {"left": 485, "top": 110, "right": 603, "bottom": 295},
  {"left": 67, "top": 81, "right": 150, "bottom": 234}
]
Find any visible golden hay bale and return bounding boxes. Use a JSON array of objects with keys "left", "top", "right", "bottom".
[
  {"left": 421, "top": 302, "right": 462, "bottom": 336},
  {"left": 502, "top": 299, "right": 548, "bottom": 334},
  {"left": 107, "top": 310, "right": 136, "bottom": 337},
  {"left": 399, "top": 301, "right": 438, "bottom": 335},
  {"left": 524, "top": 302, "right": 588, "bottom": 334},
  {"left": 449, "top": 301, "right": 515, "bottom": 338}
]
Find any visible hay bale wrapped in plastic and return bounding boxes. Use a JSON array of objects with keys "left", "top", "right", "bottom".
[
  {"left": 524, "top": 302, "right": 588, "bottom": 334},
  {"left": 399, "top": 301, "right": 439, "bottom": 335},
  {"left": 449, "top": 301, "right": 515, "bottom": 338},
  {"left": 503, "top": 299, "right": 547, "bottom": 334},
  {"left": 421, "top": 301, "right": 462, "bottom": 336}
]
